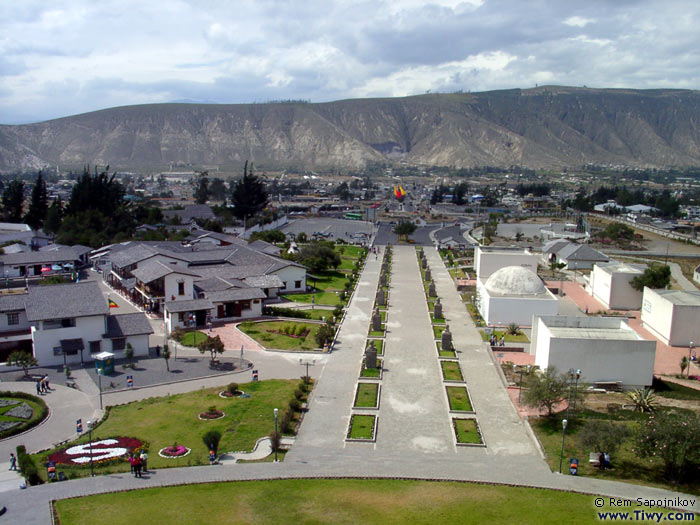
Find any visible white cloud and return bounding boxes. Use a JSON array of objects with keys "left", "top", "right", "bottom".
[{"left": 563, "top": 16, "right": 595, "bottom": 27}]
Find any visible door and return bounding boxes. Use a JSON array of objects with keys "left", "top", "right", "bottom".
[
  {"left": 217, "top": 304, "right": 225, "bottom": 319},
  {"left": 233, "top": 302, "right": 242, "bottom": 317}
]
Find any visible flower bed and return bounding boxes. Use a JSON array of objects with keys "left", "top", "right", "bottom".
[
  {"left": 266, "top": 328, "right": 310, "bottom": 339},
  {"left": 48, "top": 437, "right": 144, "bottom": 466},
  {"left": 158, "top": 445, "right": 191, "bottom": 458},
  {"left": 218, "top": 390, "right": 244, "bottom": 398},
  {"left": 198, "top": 410, "right": 225, "bottom": 420}
]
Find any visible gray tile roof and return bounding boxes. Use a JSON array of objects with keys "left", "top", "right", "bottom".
[
  {"left": 243, "top": 274, "right": 283, "bottom": 289},
  {"left": 205, "top": 287, "right": 266, "bottom": 303},
  {"left": 104, "top": 313, "right": 154, "bottom": 338},
  {"left": 164, "top": 298, "right": 214, "bottom": 313},
  {"left": 558, "top": 244, "right": 609, "bottom": 262},
  {"left": 0, "top": 292, "right": 28, "bottom": 313},
  {"left": 162, "top": 204, "right": 215, "bottom": 222},
  {"left": 542, "top": 239, "right": 570, "bottom": 255},
  {"left": 108, "top": 244, "right": 160, "bottom": 268},
  {"left": 0, "top": 246, "right": 90, "bottom": 266},
  {"left": 131, "top": 260, "right": 198, "bottom": 284},
  {"left": 25, "top": 281, "right": 109, "bottom": 321}
]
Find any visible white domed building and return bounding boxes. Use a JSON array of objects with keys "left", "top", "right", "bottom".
[{"left": 476, "top": 266, "right": 558, "bottom": 326}]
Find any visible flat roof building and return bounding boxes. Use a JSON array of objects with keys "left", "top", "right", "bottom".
[{"left": 641, "top": 288, "right": 700, "bottom": 347}]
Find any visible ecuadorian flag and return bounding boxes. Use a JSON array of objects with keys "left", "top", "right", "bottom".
[{"left": 108, "top": 299, "right": 119, "bottom": 308}]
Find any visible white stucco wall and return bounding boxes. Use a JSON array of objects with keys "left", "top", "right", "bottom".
[
  {"left": 642, "top": 288, "right": 700, "bottom": 346},
  {"left": 477, "top": 280, "right": 558, "bottom": 326},
  {"left": 0, "top": 309, "right": 29, "bottom": 332},
  {"left": 164, "top": 273, "right": 195, "bottom": 302},
  {"left": 32, "top": 315, "right": 106, "bottom": 367},
  {"left": 591, "top": 265, "right": 643, "bottom": 310},
  {"left": 276, "top": 266, "right": 306, "bottom": 292}
]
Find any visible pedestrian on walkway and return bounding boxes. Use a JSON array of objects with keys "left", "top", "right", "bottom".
[
  {"left": 35, "top": 380, "right": 41, "bottom": 396},
  {"left": 134, "top": 456, "right": 142, "bottom": 478},
  {"left": 128, "top": 453, "right": 136, "bottom": 476},
  {"left": 44, "top": 375, "right": 50, "bottom": 391},
  {"left": 140, "top": 450, "right": 148, "bottom": 472},
  {"left": 499, "top": 336, "right": 505, "bottom": 347},
  {"left": 9, "top": 453, "right": 17, "bottom": 471}
]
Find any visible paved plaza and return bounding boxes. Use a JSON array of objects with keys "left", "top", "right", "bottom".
[{"left": 1, "top": 245, "right": 699, "bottom": 524}]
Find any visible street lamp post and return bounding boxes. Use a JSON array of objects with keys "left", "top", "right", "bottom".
[
  {"left": 273, "top": 408, "right": 279, "bottom": 463},
  {"left": 566, "top": 368, "right": 575, "bottom": 419},
  {"left": 571, "top": 369, "right": 582, "bottom": 415},
  {"left": 88, "top": 420, "right": 96, "bottom": 477},
  {"left": 688, "top": 341, "right": 695, "bottom": 378},
  {"left": 98, "top": 371, "right": 103, "bottom": 410},
  {"left": 299, "top": 358, "right": 316, "bottom": 389},
  {"left": 558, "top": 419, "right": 568, "bottom": 474}
]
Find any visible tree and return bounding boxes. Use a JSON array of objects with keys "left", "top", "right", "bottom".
[
  {"left": 7, "top": 351, "right": 37, "bottom": 376},
  {"left": 125, "top": 343, "right": 134, "bottom": 367},
  {"left": 630, "top": 265, "right": 671, "bottom": 291},
  {"left": 249, "top": 229, "right": 285, "bottom": 243},
  {"left": 198, "top": 335, "right": 225, "bottom": 363},
  {"left": 24, "top": 172, "right": 48, "bottom": 230},
  {"left": 522, "top": 366, "right": 568, "bottom": 417},
  {"left": 162, "top": 344, "right": 171, "bottom": 372},
  {"left": 334, "top": 182, "right": 350, "bottom": 202},
  {"left": 297, "top": 241, "right": 341, "bottom": 273},
  {"left": 393, "top": 220, "right": 417, "bottom": 241},
  {"left": 578, "top": 420, "right": 630, "bottom": 455},
  {"left": 193, "top": 171, "right": 210, "bottom": 204},
  {"left": 681, "top": 356, "right": 689, "bottom": 377},
  {"left": 296, "top": 232, "right": 308, "bottom": 243},
  {"left": 43, "top": 198, "right": 64, "bottom": 235},
  {"left": 2, "top": 180, "right": 25, "bottom": 223},
  {"left": 635, "top": 411, "right": 700, "bottom": 483},
  {"left": 229, "top": 161, "right": 269, "bottom": 220},
  {"left": 452, "top": 182, "right": 469, "bottom": 205},
  {"left": 208, "top": 178, "right": 228, "bottom": 201},
  {"left": 202, "top": 429, "right": 222, "bottom": 454},
  {"left": 315, "top": 323, "right": 335, "bottom": 347}
]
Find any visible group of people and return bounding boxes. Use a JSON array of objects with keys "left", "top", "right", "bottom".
[
  {"left": 489, "top": 334, "right": 506, "bottom": 347},
  {"left": 128, "top": 450, "right": 148, "bottom": 477},
  {"left": 35, "top": 375, "right": 51, "bottom": 395},
  {"left": 597, "top": 452, "right": 611, "bottom": 470}
]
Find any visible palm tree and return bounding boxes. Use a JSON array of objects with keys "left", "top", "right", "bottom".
[{"left": 626, "top": 388, "right": 657, "bottom": 413}]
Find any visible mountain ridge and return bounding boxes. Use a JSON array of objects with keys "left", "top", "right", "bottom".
[{"left": 2, "top": 86, "right": 700, "bottom": 171}]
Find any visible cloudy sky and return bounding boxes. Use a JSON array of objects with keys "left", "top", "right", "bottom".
[{"left": 1, "top": 0, "right": 699, "bottom": 124}]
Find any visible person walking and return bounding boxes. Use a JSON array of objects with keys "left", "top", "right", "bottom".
[
  {"left": 128, "top": 453, "right": 136, "bottom": 476},
  {"left": 140, "top": 450, "right": 148, "bottom": 473},
  {"left": 134, "top": 455, "right": 142, "bottom": 478},
  {"left": 9, "top": 453, "right": 17, "bottom": 471},
  {"left": 44, "top": 375, "right": 50, "bottom": 391},
  {"left": 35, "top": 380, "right": 41, "bottom": 396}
]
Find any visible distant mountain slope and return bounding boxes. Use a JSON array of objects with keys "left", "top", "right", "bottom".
[{"left": 2, "top": 86, "right": 700, "bottom": 171}]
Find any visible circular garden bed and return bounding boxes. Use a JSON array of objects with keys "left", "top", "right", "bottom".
[
  {"left": 0, "top": 391, "right": 48, "bottom": 440},
  {"left": 198, "top": 408, "right": 225, "bottom": 420},
  {"left": 158, "top": 445, "right": 191, "bottom": 459}
]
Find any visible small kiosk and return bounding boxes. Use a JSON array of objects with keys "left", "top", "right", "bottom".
[{"left": 94, "top": 351, "right": 115, "bottom": 375}]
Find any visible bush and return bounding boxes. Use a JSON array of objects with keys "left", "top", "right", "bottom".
[
  {"left": 17, "top": 444, "right": 41, "bottom": 486},
  {"left": 170, "top": 327, "right": 186, "bottom": 342},
  {"left": 294, "top": 388, "right": 304, "bottom": 400},
  {"left": 299, "top": 380, "right": 308, "bottom": 393},
  {"left": 315, "top": 324, "right": 335, "bottom": 347},
  {"left": 0, "top": 392, "right": 48, "bottom": 440},
  {"left": 269, "top": 430, "right": 280, "bottom": 452},
  {"left": 202, "top": 429, "right": 222, "bottom": 454},
  {"left": 227, "top": 383, "right": 239, "bottom": 395},
  {"left": 289, "top": 398, "right": 301, "bottom": 411},
  {"left": 263, "top": 306, "right": 311, "bottom": 319}
]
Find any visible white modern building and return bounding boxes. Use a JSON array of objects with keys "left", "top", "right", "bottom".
[
  {"left": 476, "top": 266, "right": 558, "bottom": 326},
  {"left": 588, "top": 262, "right": 646, "bottom": 310},
  {"left": 641, "top": 288, "right": 700, "bottom": 347},
  {"left": 474, "top": 246, "right": 539, "bottom": 280},
  {"left": 531, "top": 315, "right": 656, "bottom": 389}
]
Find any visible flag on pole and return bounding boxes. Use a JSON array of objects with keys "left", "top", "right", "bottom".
[{"left": 108, "top": 299, "right": 119, "bottom": 308}]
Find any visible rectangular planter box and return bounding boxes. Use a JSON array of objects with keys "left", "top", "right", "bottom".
[
  {"left": 445, "top": 385, "right": 475, "bottom": 414},
  {"left": 441, "top": 360, "right": 465, "bottom": 383},
  {"left": 433, "top": 325, "right": 446, "bottom": 340},
  {"left": 368, "top": 326, "right": 386, "bottom": 338},
  {"left": 436, "top": 341, "right": 457, "bottom": 359},
  {"left": 366, "top": 339, "right": 384, "bottom": 356},
  {"left": 360, "top": 358, "right": 383, "bottom": 380},
  {"left": 353, "top": 382, "right": 381, "bottom": 410},
  {"left": 452, "top": 417, "right": 486, "bottom": 447},
  {"left": 431, "top": 313, "right": 446, "bottom": 325},
  {"left": 346, "top": 414, "right": 378, "bottom": 442}
]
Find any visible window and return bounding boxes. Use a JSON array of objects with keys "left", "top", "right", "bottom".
[
  {"left": 294, "top": 280, "right": 301, "bottom": 289},
  {"left": 281, "top": 281, "right": 287, "bottom": 290},
  {"left": 178, "top": 312, "right": 185, "bottom": 322},
  {"left": 43, "top": 318, "right": 76, "bottom": 330},
  {"left": 112, "top": 338, "right": 126, "bottom": 351},
  {"left": 241, "top": 300, "right": 251, "bottom": 311},
  {"left": 7, "top": 312, "right": 19, "bottom": 325},
  {"left": 178, "top": 281, "right": 185, "bottom": 295},
  {"left": 53, "top": 346, "right": 63, "bottom": 356},
  {"left": 89, "top": 340, "right": 101, "bottom": 354}
]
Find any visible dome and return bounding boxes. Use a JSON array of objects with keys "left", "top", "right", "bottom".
[{"left": 484, "top": 266, "right": 547, "bottom": 296}]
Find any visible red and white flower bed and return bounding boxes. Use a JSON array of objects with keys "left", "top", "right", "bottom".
[{"left": 48, "top": 437, "right": 143, "bottom": 465}]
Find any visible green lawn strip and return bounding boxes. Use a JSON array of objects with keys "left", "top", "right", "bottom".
[
  {"left": 449, "top": 268, "right": 467, "bottom": 279},
  {"left": 368, "top": 327, "right": 386, "bottom": 337},
  {"left": 238, "top": 321, "right": 322, "bottom": 351},
  {"left": 354, "top": 383, "right": 379, "bottom": 408},
  {"left": 652, "top": 377, "right": 700, "bottom": 400},
  {"left": 360, "top": 359, "right": 382, "bottom": 378},
  {"left": 430, "top": 313, "right": 446, "bottom": 325},
  {"left": 437, "top": 341, "right": 456, "bottom": 358},
  {"left": 479, "top": 330, "right": 529, "bottom": 343},
  {"left": 347, "top": 415, "right": 375, "bottom": 440},
  {"left": 33, "top": 380, "right": 298, "bottom": 480},
  {"left": 0, "top": 394, "right": 47, "bottom": 438},
  {"left": 446, "top": 386, "right": 473, "bottom": 412},
  {"left": 441, "top": 361, "right": 464, "bottom": 382},
  {"left": 433, "top": 325, "right": 446, "bottom": 339},
  {"left": 453, "top": 418, "right": 483, "bottom": 444},
  {"left": 366, "top": 339, "right": 383, "bottom": 355},
  {"left": 55, "top": 478, "right": 665, "bottom": 525},
  {"left": 427, "top": 300, "right": 435, "bottom": 312},
  {"left": 337, "top": 245, "right": 363, "bottom": 259},
  {"left": 178, "top": 330, "right": 209, "bottom": 347},
  {"left": 282, "top": 292, "right": 342, "bottom": 306}
]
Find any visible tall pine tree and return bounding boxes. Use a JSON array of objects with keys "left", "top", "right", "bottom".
[
  {"left": 24, "top": 171, "right": 49, "bottom": 230},
  {"left": 1, "top": 180, "right": 25, "bottom": 223},
  {"left": 229, "top": 161, "right": 269, "bottom": 220}
]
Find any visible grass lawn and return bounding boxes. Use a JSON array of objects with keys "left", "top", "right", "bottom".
[
  {"left": 366, "top": 339, "right": 383, "bottom": 355},
  {"left": 238, "top": 321, "right": 322, "bottom": 351},
  {"left": 177, "top": 330, "right": 209, "bottom": 347},
  {"left": 360, "top": 358, "right": 382, "bottom": 378},
  {"left": 652, "top": 377, "right": 700, "bottom": 400},
  {"left": 34, "top": 380, "right": 298, "bottom": 480},
  {"left": 530, "top": 411, "right": 700, "bottom": 495},
  {"left": 479, "top": 330, "right": 530, "bottom": 343},
  {"left": 441, "top": 361, "right": 464, "bottom": 382},
  {"left": 448, "top": 268, "right": 467, "bottom": 279},
  {"left": 283, "top": 269, "right": 353, "bottom": 306},
  {"left": 430, "top": 313, "right": 446, "bottom": 324},
  {"left": 368, "top": 327, "right": 386, "bottom": 337},
  {"left": 283, "top": 291, "right": 342, "bottom": 306},
  {"left": 337, "top": 245, "right": 363, "bottom": 259},
  {"left": 437, "top": 342, "right": 456, "bottom": 358},
  {"left": 0, "top": 394, "right": 47, "bottom": 438},
  {"left": 433, "top": 325, "right": 446, "bottom": 339},
  {"left": 354, "top": 383, "right": 379, "bottom": 408},
  {"left": 453, "top": 418, "right": 483, "bottom": 444},
  {"left": 446, "top": 386, "right": 473, "bottom": 412},
  {"left": 347, "top": 415, "right": 375, "bottom": 440},
  {"left": 427, "top": 300, "right": 435, "bottom": 312},
  {"left": 54, "top": 478, "right": 660, "bottom": 525}
]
